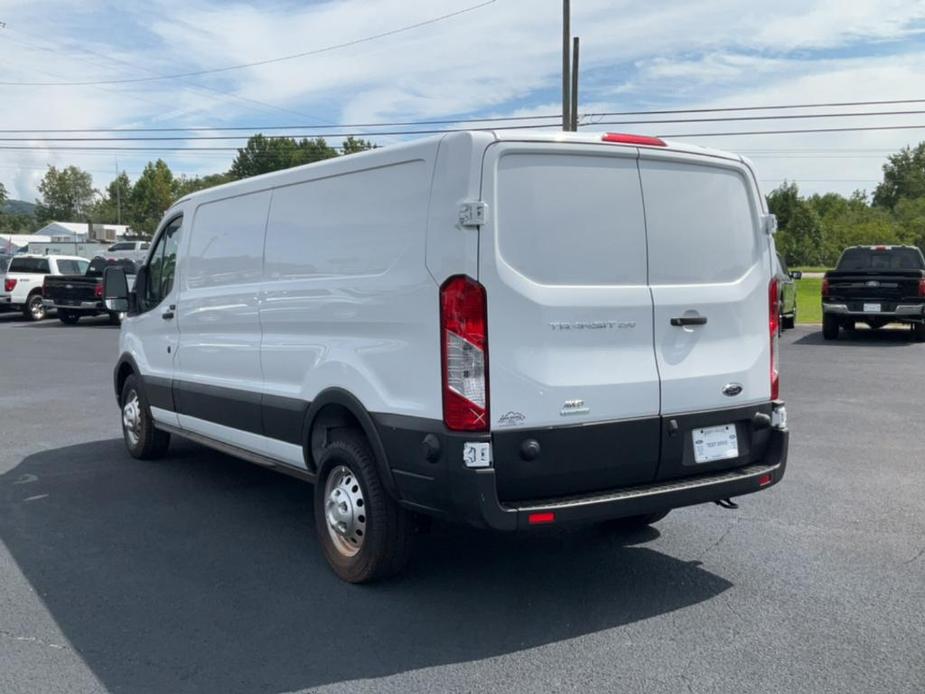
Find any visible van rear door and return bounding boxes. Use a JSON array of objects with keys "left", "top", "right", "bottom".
[
  {"left": 479, "top": 143, "right": 661, "bottom": 501},
  {"left": 638, "top": 151, "right": 773, "bottom": 481}
]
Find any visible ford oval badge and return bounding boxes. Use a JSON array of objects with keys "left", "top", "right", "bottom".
[{"left": 722, "top": 383, "right": 743, "bottom": 397}]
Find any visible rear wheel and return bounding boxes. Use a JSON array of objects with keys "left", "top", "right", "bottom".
[
  {"left": 108, "top": 310, "right": 126, "bottom": 325},
  {"left": 58, "top": 310, "right": 80, "bottom": 325},
  {"left": 913, "top": 322, "right": 925, "bottom": 342},
  {"left": 120, "top": 374, "right": 170, "bottom": 460},
  {"left": 23, "top": 293, "right": 46, "bottom": 321},
  {"left": 314, "top": 432, "right": 412, "bottom": 583},
  {"left": 781, "top": 313, "right": 796, "bottom": 330},
  {"left": 822, "top": 313, "right": 839, "bottom": 340}
]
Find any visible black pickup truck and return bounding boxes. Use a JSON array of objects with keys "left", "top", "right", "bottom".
[
  {"left": 43, "top": 257, "right": 137, "bottom": 325},
  {"left": 822, "top": 245, "right": 925, "bottom": 341}
]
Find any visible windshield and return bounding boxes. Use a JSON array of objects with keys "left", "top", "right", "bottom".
[{"left": 836, "top": 247, "right": 925, "bottom": 271}]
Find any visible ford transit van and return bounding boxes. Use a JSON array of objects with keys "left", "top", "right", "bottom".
[{"left": 104, "top": 131, "right": 789, "bottom": 582}]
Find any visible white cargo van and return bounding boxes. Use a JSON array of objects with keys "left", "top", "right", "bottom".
[{"left": 103, "top": 131, "right": 789, "bottom": 583}]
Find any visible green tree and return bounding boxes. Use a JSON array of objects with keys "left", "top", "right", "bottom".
[
  {"left": 229, "top": 134, "right": 339, "bottom": 178},
  {"left": 35, "top": 165, "right": 97, "bottom": 223},
  {"left": 894, "top": 196, "right": 925, "bottom": 251},
  {"left": 90, "top": 171, "right": 133, "bottom": 224},
  {"left": 130, "top": 160, "right": 176, "bottom": 235},
  {"left": 341, "top": 136, "right": 377, "bottom": 155},
  {"left": 873, "top": 143, "right": 925, "bottom": 210},
  {"left": 0, "top": 181, "right": 7, "bottom": 210},
  {"left": 766, "top": 181, "right": 801, "bottom": 231},
  {"left": 776, "top": 203, "right": 825, "bottom": 266},
  {"left": 174, "top": 172, "right": 235, "bottom": 199}
]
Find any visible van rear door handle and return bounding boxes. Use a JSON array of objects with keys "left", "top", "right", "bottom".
[
  {"left": 670, "top": 315, "right": 707, "bottom": 327},
  {"left": 162, "top": 304, "right": 176, "bottom": 320}
]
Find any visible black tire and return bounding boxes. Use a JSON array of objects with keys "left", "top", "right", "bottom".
[
  {"left": 119, "top": 374, "right": 170, "bottom": 460},
  {"left": 314, "top": 432, "right": 412, "bottom": 583},
  {"left": 23, "top": 292, "right": 46, "bottom": 321},
  {"left": 781, "top": 313, "right": 796, "bottom": 330},
  {"left": 59, "top": 310, "right": 80, "bottom": 325},
  {"left": 108, "top": 310, "right": 126, "bottom": 326},
  {"left": 913, "top": 322, "right": 925, "bottom": 343},
  {"left": 822, "top": 313, "right": 839, "bottom": 340}
]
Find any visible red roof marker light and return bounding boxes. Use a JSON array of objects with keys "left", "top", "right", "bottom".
[{"left": 602, "top": 133, "right": 667, "bottom": 147}]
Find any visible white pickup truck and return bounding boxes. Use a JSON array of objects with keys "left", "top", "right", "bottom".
[{"left": 0, "top": 254, "right": 89, "bottom": 320}]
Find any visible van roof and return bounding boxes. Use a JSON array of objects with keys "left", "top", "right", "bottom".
[{"left": 172, "top": 130, "right": 749, "bottom": 210}]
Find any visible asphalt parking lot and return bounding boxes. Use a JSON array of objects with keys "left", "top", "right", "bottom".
[{"left": 0, "top": 313, "right": 923, "bottom": 694}]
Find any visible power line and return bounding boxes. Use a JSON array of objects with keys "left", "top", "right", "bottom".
[
  {"left": 582, "top": 97, "right": 925, "bottom": 118},
  {"left": 1, "top": 123, "right": 924, "bottom": 153},
  {"left": 5, "top": 110, "right": 925, "bottom": 142},
  {"left": 655, "top": 123, "right": 925, "bottom": 138},
  {"left": 0, "top": 1, "right": 497, "bottom": 86},
  {"left": 4, "top": 97, "right": 925, "bottom": 135},
  {"left": 0, "top": 114, "right": 564, "bottom": 134}
]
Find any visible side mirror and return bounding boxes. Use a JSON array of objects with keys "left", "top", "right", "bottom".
[
  {"left": 790, "top": 270, "right": 803, "bottom": 280},
  {"left": 103, "top": 266, "right": 129, "bottom": 313}
]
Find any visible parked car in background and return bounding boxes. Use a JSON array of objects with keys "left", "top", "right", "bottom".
[
  {"left": 775, "top": 252, "right": 801, "bottom": 330},
  {"left": 0, "top": 253, "right": 11, "bottom": 274},
  {"left": 43, "top": 257, "right": 137, "bottom": 325},
  {"left": 0, "top": 254, "right": 89, "bottom": 320},
  {"left": 822, "top": 245, "right": 925, "bottom": 341},
  {"left": 104, "top": 131, "right": 789, "bottom": 583}
]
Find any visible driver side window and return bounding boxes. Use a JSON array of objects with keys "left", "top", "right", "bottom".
[{"left": 144, "top": 217, "right": 182, "bottom": 311}]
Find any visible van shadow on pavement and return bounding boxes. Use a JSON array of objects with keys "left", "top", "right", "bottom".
[{"left": 0, "top": 439, "right": 732, "bottom": 693}]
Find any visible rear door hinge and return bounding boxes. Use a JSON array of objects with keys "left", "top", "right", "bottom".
[{"left": 458, "top": 201, "right": 487, "bottom": 228}]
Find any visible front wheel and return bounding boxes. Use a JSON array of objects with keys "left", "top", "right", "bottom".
[
  {"left": 822, "top": 313, "right": 839, "bottom": 340},
  {"left": 120, "top": 374, "right": 170, "bottom": 460},
  {"left": 314, "top": 432, "right": 412, "bottom": 583},
  {"left": 23, "top": 293, "right": 46, "bottom": 321},
  {"left": 109, "top": 310, "right": 126, "bottom": 325}
]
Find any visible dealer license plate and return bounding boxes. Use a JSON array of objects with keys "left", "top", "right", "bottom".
[{"left": 692, "top": 424, "right": 739, "bottom": 464}]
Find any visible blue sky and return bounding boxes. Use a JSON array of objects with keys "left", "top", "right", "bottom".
[{"left": 2, "top": 0, "right": 925, "bottom": 201}]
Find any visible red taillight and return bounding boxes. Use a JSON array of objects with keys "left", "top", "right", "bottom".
[
  {"left": 769, "top": 278, "right": 780, "bottom": 400},
  {"left": 528, "top": 512, "right": 556, "bottom": 525},
  {"left": 440, "top": 275, "right": 489, "bottom": 431},
  {"left": 95, "top": 282, "right": 104, "bottom": 299},
  {"left": 3, "top": 278, "right": 16, "bottom": 293},
  {"left": 602, "top": 133, "right": 667, "bottom": 147},
  {"left": 821, "top": 278, "right": 829, "bottom": 297},
  {"left": 918, "top": 278, "right": 925, "bottom": 297},
  {"left": 758, "top": 473, "right": 773, "bottom": 487}
]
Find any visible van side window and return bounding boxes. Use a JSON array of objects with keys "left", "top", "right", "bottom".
[{"left": 144, "top": 217, "right": 182, "bottom": 311}]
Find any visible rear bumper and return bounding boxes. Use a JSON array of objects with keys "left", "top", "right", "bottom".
[
  {"left": 374, "top": 403, "right": 789, "bottom": 531},
  {"left": 452, "top": 428, "right": 787, "bottom": 531},
  {"left": 823, "top": 300, "right": 925, "bottom": 321},
  {"left": 43, "top": 299, "right": 103, "bottom": 311}
]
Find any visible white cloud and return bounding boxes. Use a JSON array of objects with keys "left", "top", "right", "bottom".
[{"left": 1, "top": 0, "right": 925, "bottom": 201}]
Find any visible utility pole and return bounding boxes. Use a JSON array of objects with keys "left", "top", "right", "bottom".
[
  {"left": 570, "top": 36, "right": 580, "bottom": 132},
  {"left": 114, "top": 158, "right": 122, "bottom": 225},
  {"left": 562, "top": 0, "right": 570, "bottom": 131}
]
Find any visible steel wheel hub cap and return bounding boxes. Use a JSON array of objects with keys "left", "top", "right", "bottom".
[
  {"left": 324, "top": 465, "right": 366, "bottom": 557},
  {"left": 122, "top": 391, "right": 142, "bottom": 447}
]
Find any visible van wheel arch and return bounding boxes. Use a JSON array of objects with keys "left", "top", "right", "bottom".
[
  {"left": 303, "top": 389, "right": 398, "bottom": 499},
  {"left": 114, "top": 355, "right": 139, "bottom": 404}
]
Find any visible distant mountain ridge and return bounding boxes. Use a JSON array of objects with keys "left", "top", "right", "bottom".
[{"left": 2, "top": 199, "right": 37, "bottom": 216}]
